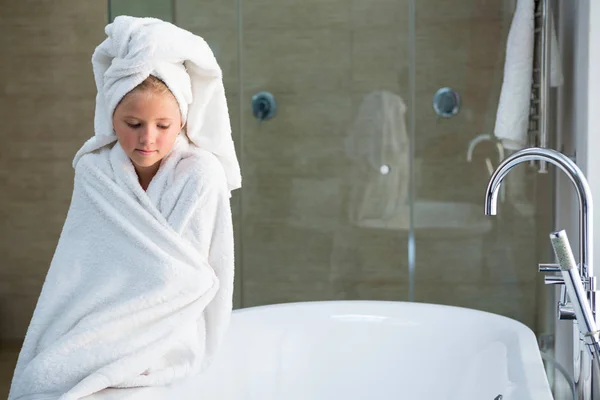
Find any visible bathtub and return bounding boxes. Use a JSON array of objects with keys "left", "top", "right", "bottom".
[{"left": 198, "top": 300, "right": 553, "bottom": 400}]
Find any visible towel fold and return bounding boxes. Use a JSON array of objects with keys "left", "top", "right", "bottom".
[
  {"left": 494, "top": 0, "right": 563, "bottom": 151},
  {"left": 9, "top": 135, "right": 235, "bottom": 399},
  {"left": 74, "top": 15, "right": 241, "bottom": 196}
]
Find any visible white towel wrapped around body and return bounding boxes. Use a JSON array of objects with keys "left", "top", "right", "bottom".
[
  {"left": 10, "top": 135, "right": 234, "bottom": 399},
  {"left": 9, "top": 15, "right": 239, "bottom": 400}
]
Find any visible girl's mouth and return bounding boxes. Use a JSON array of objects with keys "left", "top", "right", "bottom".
[{"left": 136, "top": 149, "right": 156, "bottom": 156}]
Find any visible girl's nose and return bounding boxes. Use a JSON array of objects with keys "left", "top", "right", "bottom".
[{"left": 139, "top": 126, "right": 157, "bottom": 145}]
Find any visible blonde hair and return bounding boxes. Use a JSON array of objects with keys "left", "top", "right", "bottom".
[
  {"left": 115, "top": 75, "right": 181, "bottom": 120},
  {"left": 116, "top": 75, "right": 176, "bottom": 107},
  {"left": 132, "top": 75, "right": 172, "bottom": 96}
]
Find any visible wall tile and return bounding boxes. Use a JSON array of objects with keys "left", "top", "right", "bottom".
[
  {"left": 242, "top": 29, "right": 352, "bottom": 94},
  {"left": 175, "top": 0, "right": 237, "bottom": 30},
  {"left": 243, "top": 0, "right": 351, "bottom": 30},
  {"left": 0, "top": 1, "right": 107, "bottom": 340}
]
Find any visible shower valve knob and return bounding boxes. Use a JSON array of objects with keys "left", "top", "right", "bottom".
[
  {"left": 432, "top": 87, "right": 460, "bottom": 118},
  {"left": 251, "top": 91, "right": 277, "bottom": 121}
]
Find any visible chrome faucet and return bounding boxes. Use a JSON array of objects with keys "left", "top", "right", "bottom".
[{"left": 483, "top": 147, "right": 597, "bottom": 400}]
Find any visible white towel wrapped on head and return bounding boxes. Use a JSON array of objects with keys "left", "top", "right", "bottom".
[
  {"left": 9, "top": 16, "right": 239, "bottom": 400},
  {"left": 77, "top": 15, "right": 241, "bottom": 195}
]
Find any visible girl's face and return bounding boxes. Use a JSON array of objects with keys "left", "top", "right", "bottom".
[{"left": 112, "top": 89, "right": 183, "bottom": 175}]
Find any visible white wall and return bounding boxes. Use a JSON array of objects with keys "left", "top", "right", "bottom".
[{"left": 554, "top": 0, "right": 600, "bottom": 396}]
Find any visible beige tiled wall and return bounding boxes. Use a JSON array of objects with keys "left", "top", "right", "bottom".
[
  {"left": 0, "top": 2, "right": 107, "bottom": 341},
  {"left": 109, "top": 0, "right": 173, "bottom": 21}
]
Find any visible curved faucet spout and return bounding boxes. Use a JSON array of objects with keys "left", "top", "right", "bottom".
[{"left": 484, "top": 147, "right": 593, "bottom": 277}]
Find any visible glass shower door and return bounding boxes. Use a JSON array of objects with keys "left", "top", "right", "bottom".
[
  {"left": 412, "top": 1, "right": 554, "bottom": 334},
  {"left": 236, "top": 1, "right": 413, "bottom": 306}
]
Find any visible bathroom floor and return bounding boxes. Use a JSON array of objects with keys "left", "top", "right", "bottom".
[{"left": 0, "top": 342, "right": 19, "bottom": 397}]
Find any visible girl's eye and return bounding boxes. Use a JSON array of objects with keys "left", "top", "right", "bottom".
[
  {"left": 158, "top": 125, "right": 170, "bottom": 130},
  {"left": 127, "top": 122, "right": 141, "bottom": 128}
]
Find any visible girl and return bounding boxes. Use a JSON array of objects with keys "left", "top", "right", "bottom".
[{"left": 9, "top": 16, "right": 240, "bottom": 400}]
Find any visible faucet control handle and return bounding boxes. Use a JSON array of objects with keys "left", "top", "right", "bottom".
[
  {"left": 545, "top": 276, "right": 565, "bottom": 285},
  {"left": 545, "top": 275, "right": 589, "bottom": 292},
  {"left": 539, "top": 263, "right": 562, "bottom": 273},
  {"left": 540, "top": 264, "right": 571, "bottom": 309},
  {"left": 558, "top": 304, "right": 577, "bottom": 320},
  {"left": 540, "top": 263, "right": 597, "bottom": 296}
]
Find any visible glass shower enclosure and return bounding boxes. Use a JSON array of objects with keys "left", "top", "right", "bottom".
[{"left": 108, "top": 0, "right": 555, "bottom": 356}]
